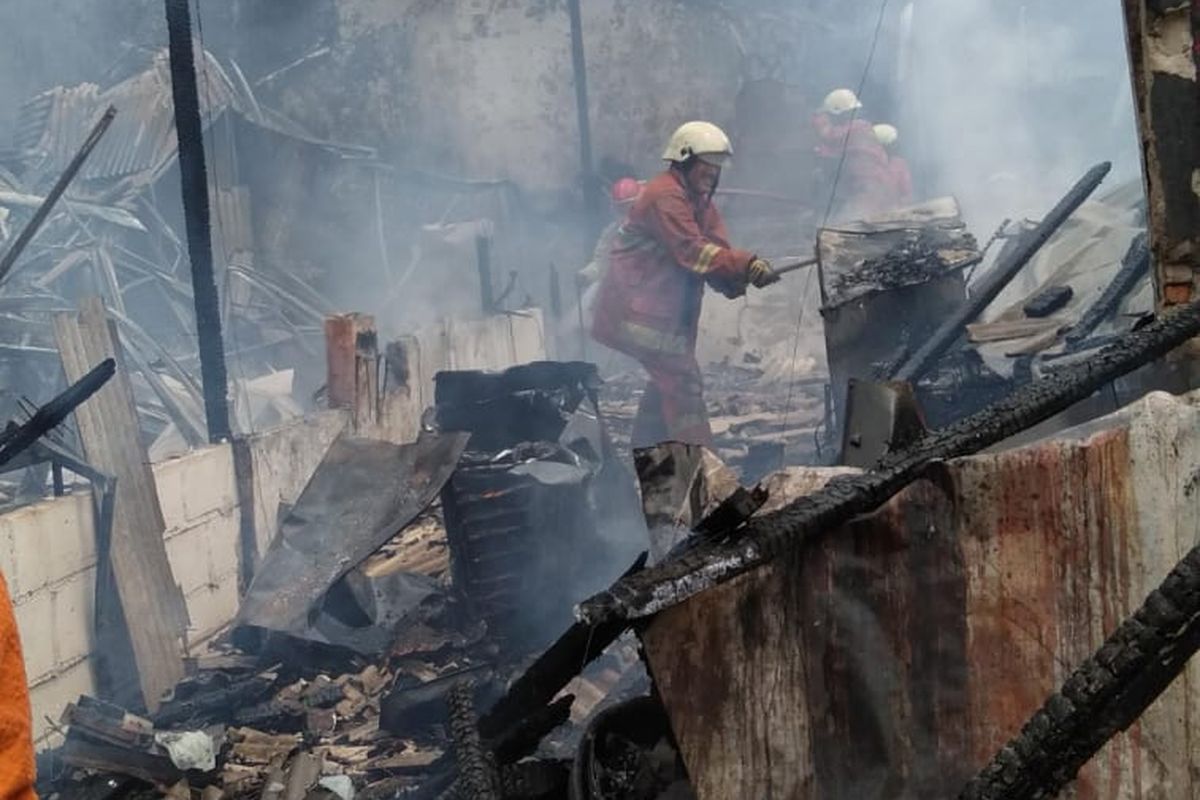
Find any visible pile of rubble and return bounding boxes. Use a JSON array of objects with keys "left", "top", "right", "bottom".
[{"left": 37, "top": 361, "right": 677, "bottom": 800}]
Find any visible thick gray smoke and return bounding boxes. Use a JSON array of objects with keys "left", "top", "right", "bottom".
[{"left": 898, "top": 0, "right": 1141, "bottom": 237}]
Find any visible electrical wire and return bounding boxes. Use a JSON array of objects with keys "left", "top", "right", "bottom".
[
  {"left": 776, "top": 0, "right": 891, "bottom": 467},
  {"left": 820, "top": 0, "right": 892, "bottom": 228}
]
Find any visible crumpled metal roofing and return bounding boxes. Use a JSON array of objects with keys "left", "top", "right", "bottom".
[{"left": 14, "top": 48, "right": 243, "bottom": 186}]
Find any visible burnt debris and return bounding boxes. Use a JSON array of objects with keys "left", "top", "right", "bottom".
[
  {"left": 578, "top": 294, "right": 1200, "bottom": 627},
  {"left": 959, "top": 539, "right": 1200, "bottom": 800}
]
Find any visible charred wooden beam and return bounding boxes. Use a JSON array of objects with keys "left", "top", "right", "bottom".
[
  {"left": 958, "top": 540, "right": 1200, "bottom": 800},
  {"left": 489, "top": 694, "right": 575, "bottom": 765},
  {"left": 0, "top": 358, "right": 115, "bottom": 469},
  {"left": 164, "top": 0, "right": 232, "bottom": 443},
  {"left": 446, "top": 681, "right": 500, "bottom": 800},
  {"left": 577, "top": 296, "right": 1200, "bottom": 626},
  {"left": 893, "top": 162, "right": 1111, "bottom": 383},
  {"left": 1065, "top": 232, "right": 1150, "bottom": 350},
  {"left": 1122, "top": 0, "right": 1200, "bottom": 313}
]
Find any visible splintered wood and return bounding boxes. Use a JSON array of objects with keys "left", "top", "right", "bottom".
[{"left": 54, "top": 295, "right": 187, "bottom": 712}]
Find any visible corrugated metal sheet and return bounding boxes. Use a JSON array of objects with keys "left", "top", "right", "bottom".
[
  {"left": 14, "top": 49, "right": 241, "bottom": 185},
  {"left": 642, "top": 389, "right": 1200, "bottom": 799}
]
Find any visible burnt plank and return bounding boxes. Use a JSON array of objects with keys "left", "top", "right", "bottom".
[{"left": 54, "top": 295, "right": 187, "bottom": 711}]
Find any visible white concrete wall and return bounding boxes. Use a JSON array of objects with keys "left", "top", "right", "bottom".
[
  {"left": 4, "top": 309, "right": 547, "bottom": 747},
  {"left": 325, "top": 0, "right": 743, "bottom": 193},
  {"left": 4, "top": 446, "right": 247, "bottom": 746}
]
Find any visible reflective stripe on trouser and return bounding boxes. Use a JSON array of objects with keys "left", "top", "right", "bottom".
[{"left": 631, "top": 354, "right": 711, "bottom": 448}]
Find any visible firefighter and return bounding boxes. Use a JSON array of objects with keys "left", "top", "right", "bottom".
[
  {"left": 812, "top": 88, "right": 893, "bottom": 220},
  {"left": 873, "top": 123, "right": 914, "bottom": 206},
  {"left": 591, "top": 121, "right": 778, "bottom": 447},
  {"left": 575, "top": 177, "right": 641, "bottom": 358},
  {"left": 579, "top": 177, "right": 642, "bottom": 290}
]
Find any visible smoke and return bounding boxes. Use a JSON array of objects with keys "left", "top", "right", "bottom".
[
  {"left": 0, "top": 0, "right": 167, "bottom": 137},
  {"left": 896, "top": 0, "right": 1142, "bottom": 237}
]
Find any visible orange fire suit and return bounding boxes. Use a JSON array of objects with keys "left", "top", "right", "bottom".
[
  {"left": 591, "top": 166, "right": 754, "bottom": 446},
  {"left": 813, "top": 113, "right": 894, "bottom": 219},
  {"left": 0, "top": 570, "right": 35, "bottom": 799}
]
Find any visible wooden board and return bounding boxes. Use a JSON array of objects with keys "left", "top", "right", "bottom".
[{"left": 54, "top": 295, "right": 186, "bottom": 711}]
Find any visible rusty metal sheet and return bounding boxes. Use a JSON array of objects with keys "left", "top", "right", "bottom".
[
  {"left": 641, "top": 390, "right": 1200, "bottom": 799},
  {"left": 15, "top": 49, "right": 241, "bottom": 185},
  {"left": 236, "top": 430, "right": 469, "bottom": 639}
]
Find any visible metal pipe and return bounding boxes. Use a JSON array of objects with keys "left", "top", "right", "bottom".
[
  {"left": 566, "top": 0, "right": 600, "bottom": 254},
  {"left": 0, "top": 106, "right": 116, "bottom": 286}
]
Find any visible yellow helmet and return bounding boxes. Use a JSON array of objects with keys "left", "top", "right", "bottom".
[
  {"left": 821, "top": 88, "right": 862, "bottom": 115},
  {"left": 873, "top": 123, "right": 899, "bottom": 146},
  {"left": 662, "top": 121, "right": 733, "bottom": 166}
]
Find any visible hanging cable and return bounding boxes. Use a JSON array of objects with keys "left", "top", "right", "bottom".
[
  {"left": 777, "top": 0, "right": 891, "bottom": 467},
  {"left": 820, "top": 0, "right": 892, "bottom": 227}
]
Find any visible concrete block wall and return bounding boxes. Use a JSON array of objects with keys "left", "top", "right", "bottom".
[{"left": 2, "top": 308, "right": 546, "bottom": 747}]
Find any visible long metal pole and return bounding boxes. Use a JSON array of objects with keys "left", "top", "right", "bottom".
[
  {"left": 164, "top": 0, "right": 232, "bottom": 443},
  {"left": 566, "top": 0, "right": 601, "bottom": 255},
  {"left": 0, "top": 106, "right": 117, "bottom": 286}
]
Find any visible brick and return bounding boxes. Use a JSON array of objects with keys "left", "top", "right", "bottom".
[
  {"left": 165, "top": 515, "right": 237, "bottom": 597},
  {"left": 0, "top": 494, "right": 94, "bottom": 598},
  {"left": 152, "top": 453, "right": 189, "bottom": 533},
  {"left": 30, "top": 658, "right": 96, "bottom": 749},
  {"left": 184, "top": 577, "right": 240, "bottom": 643},
  {"left": 154, "top": 445, "right": 237, "bottom": 530},
  {"left": 49, "top": 569, "right": 97, "bottom": 668},
  {"left": 14, "top": 588, "right": 58, "bottom": 683},
  {"left": 180, "top": 446, "right": 237, "bottom": 523}
]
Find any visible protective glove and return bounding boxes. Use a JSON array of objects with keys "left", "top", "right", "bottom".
[{"left": 747, "top": 258, "right": 780, "bottom": 288}]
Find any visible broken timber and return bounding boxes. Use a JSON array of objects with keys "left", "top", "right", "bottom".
[
  {"left": 893, "top": 162, "right": 1111, "bottom": 382},
  {"left": 577, "top": 295, "right": 1200, "bottom": 626},
  {"left": 0, "top": 358, "right": 114, "bottom": 468},
  {"left": 958, "top": 537, "right": 1200, "bottom": 800},
  {"left": 54, "top": 296, "right": 187, "bottom": 711},
  {"left": 1064, "top": 232, "right": 1150, "bottom": 350},
  {"left": 446, "top": 681, "right": 500, "bottom": 800}
]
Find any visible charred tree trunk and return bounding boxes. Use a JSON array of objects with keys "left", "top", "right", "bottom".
[{"left": 164, "top": 0, "right": 232, "bottom": 443}]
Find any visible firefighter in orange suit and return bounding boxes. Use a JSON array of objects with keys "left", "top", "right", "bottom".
[
  {"left": 0, "top": 570, "right": 36, "bottom": 799},
  {"left": 812, "top": 89, "right": 894, "bottom": 220},
  {"left": 591, "top": 121, "right": 778, "bottom": 447}
]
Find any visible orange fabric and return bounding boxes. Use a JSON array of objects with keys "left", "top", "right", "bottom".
[
  {"left": 632, "top": 353, "right": 712, "bottom": 447},
  {"left": 812, "top": 112, "right": 895, "bottom": 218},
  {"left": 0, "top": 571, "right": 35, "bottom": 800},
  {"left": 592, "top": 167, "right": 753, "bottom": 360}
]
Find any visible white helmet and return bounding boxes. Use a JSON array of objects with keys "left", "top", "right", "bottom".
[
  {"left": 662, "top": 121, "right": 733, "bottom": 166},
  {"left": 873, "top": 123, "right": 899, "bottom": 146},
  {"left": 821, "top": 88, "right": 862, "bottom": 115}
]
